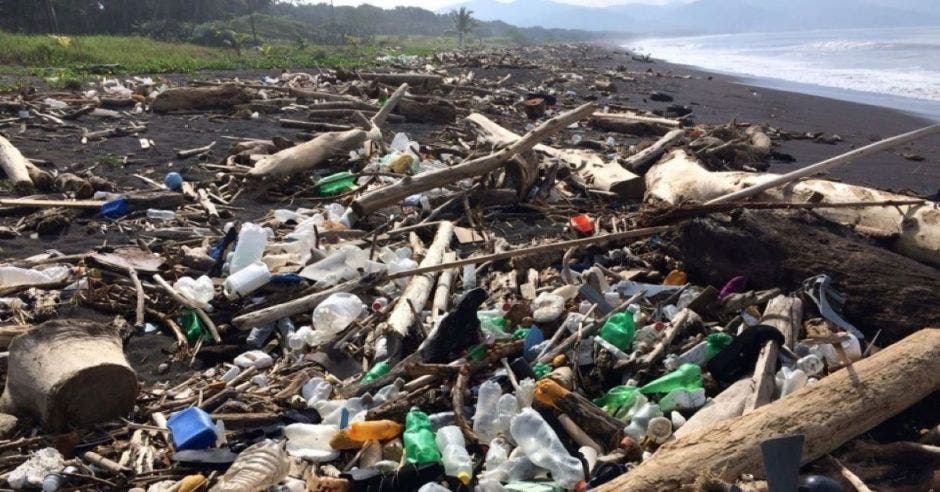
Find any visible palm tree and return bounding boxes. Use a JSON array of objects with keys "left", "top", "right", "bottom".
[{"left": 451, "top": 7, "right": 476, "bottom": 49}]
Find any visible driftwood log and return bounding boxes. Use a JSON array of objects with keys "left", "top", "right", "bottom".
[
  {"left": 664, "top": 209, "right": 940, "bottom": 344},
  {"left": 465, "top": 113, "right": 643, "bottom": 199},
  {"left": 352, "top": 103, "right": 597, "bottom": 217},
  {"left": 590, "top": 112, "right": 677, "bottom": 136},
  {"left": 0, "top": 319, "right": 137, "bottom": 431},
  {"left": 0, "top": 135, "right": 33, "bottom": 192},
  {"left": 600, "top": 328, "right": 940, "bottom": 491},
  {"left": 646, "top": 150, "right": 940, "bottom": 267},
  {"left": 249, "top": 84, "right": 408, "bottom": 179},
  {"left": 152, "top": 84, "right": 253, "bottom": 113},
  {"left": 396, "top": 97, "right": 457, "bottom": 123}
]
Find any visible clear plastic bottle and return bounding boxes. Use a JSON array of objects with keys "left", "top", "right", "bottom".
[
  {"left": 435, "top": 426, "right": 473, "bottom": 485},
  {"left": 509, "top": 408, "right": 585, "bottom": 488},
  {"left": 212, "top": 439, "right": 289, "bottom": 492},
  {"left": 146, "top": 209, "right": 176, "bottom": 221},
  {"left": 310, "top": 293, "right": 364, "bottom": 344},
  {"left": 623, "top": 396, "right": 664, "bottom": 441},
  {"left": 516, "top": 378, "right": 535, "bottom": 408},
  {"left": 483, "top": 437, "right": 510, "bottom": 473},
  {"left": 776, "top": 366, "right": 808, "bottom": 397},
  {"left": 230, "top": 223, "right": 269, "bottom": 274},
  {"left": 495, "top": 393, "right": 519, "bottom": 435},
  {"left": 473, "top": 380, "right": 503, "bottom": 441}
]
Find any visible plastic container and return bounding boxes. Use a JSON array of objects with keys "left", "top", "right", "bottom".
[
  {"left": 41, "top": 465, "right": 77, "bottom": 492},
  {"left": 0, "top": 266, "right": 70, "bottom": 290},
  {"left": 347, "top": 420, "right": 403, "bottom": 442},
  {"left": 462, "top": 264, "right": 477, "bottom": 290},
  {"left": 229, "top": 223, "right": 269, "bottom": 274},
  {"left": 246, "top": 323, "right": 276, "bottom": 348},
  {"left": 147, "top": 209, "right": 176, "bottom": 221},
  {"left": 776, "top": 367, "right": 808, "bottom": 397},
  {"left": 283, "top": 424, "right": 339, "bottom": 462},
  {"left": 436, "top": 425, "right": 473, "bottom": 484},
  {"left": 599, "top": 312, "right": 635, "bottom": 352},
  {"left": 594, "top": 385, "right": 639, "bottom": 419},
  {"left": 233, "top": 350, "right": 274, "bottom": 369},
  {"left": 223, "top": 262, "right": 271, "bottom": 300},
  {"left": 659, "top": 387, "right": 707, "bottom": 412},
  {"left": 360, "top": 361, "right": 390, "bottom": 383},
  {"left": 797, "top": 354, "right": 824, "bottom": 377},
  {"left": 623, "top": 400, "right": 664, "bottom": 441},
  {"left": 646, "top": 416, "right": 673, "bottom": 443},
  {"left": 473, "top": 380, "right": 503, "bottom": 441},
  {"left": 167, "top": 407, "right": 217, "bottom": 450},
  {"left": 403, "top": 408, "right": 441, "bottom": 465},
  {"left": 311, "top": 293, "right": 364, "bottom": 338},
  {"left": 570, "top": 214, "right": 595, "bottom": 234},
  {"left": 818, "top": 333, "right": 862, "bottom": 367},
  {"left": 315, "top": 171, "right": 356, "bottom": 195},
  {"left": 640, "top": 363, "right": 702, "bottom": 394},
  {"left": 509, "top": 408, "right": 585, "bottom": 489}
]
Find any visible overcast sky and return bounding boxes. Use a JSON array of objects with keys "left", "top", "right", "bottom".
[{"left": 318, "top": 0, "right": 683, "bottom": 11}]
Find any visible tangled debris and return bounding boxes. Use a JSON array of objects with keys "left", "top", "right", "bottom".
[{"left": 0, "top": 44, "right": 938, "bottom": 491}]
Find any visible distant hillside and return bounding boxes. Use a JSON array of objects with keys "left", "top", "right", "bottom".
[{"left": 455, "top": 0, "right": 940, "bottom": 34}]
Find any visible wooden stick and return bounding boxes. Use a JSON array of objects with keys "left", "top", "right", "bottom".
[
  {"left": 126, "top": 267, "right": 145, "bottom": 328},
  {"left": 638, "top": 308, "right": 694, "bottom": 367},
  {"left": 352, "top": 103, "right": 597, "bottom": 217},
  {"left": 231, "top": 274, "right": 382, "bottom": 329},
  {"left": 705, "top": 124, "right": 940, "bottom": 205},
  {"left": 598, "top": 328, "right": 940, "bottom": 491},
  {"left": 176, "top": 141, "right": 216, "bottom": 159},
  {"left": 431, "top": 251, "right": 457, "bottom": 322},
  {"left": 389, "top": 226, "right": 669, "bottom": 280},
  {"left": 825, "top": 455, "right": 873, "bottom": 492},
  {"left": 0, "top": 198, "right": 104, "bottom": 208},
  {"left": 624, "top": 128, "right": 686, "bottom": 173},
  {"left": 743, "top": 296, "right": 803, "bottom": 414},
  {"left": 647, "top": 199, "right": 927, "bottom": 225}
]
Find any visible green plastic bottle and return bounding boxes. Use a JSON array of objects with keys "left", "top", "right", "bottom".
[
  {"left": 599, "top": 312, "right": 636, "bottom": 351},
  {"left": 705, "top": 332, "right": 734, "bottom": 360},
  {"left": 316, "top": 171, "right": 356, "bottom": 196},
  {"left": 180, "top": 309, "right": 211, "bottom": 342},
  {"left": 640, "top": 363, "right": 703, "bottom": 394},
  {"left": 478, "top": 311, "right": 510, "bottom": 339},
  {"left": 593, "top": 385, "right": 639, "bottom": 418},
  {"left": 360, "top": 361, "right": 390, "bottom": 383},
  {"left": 403, "top": 408, "right": 441, "bottom": 464}
]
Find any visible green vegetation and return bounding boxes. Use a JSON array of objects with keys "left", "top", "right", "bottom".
[{"left": 0, "top": 30, "right": 493, "bottom": 77}]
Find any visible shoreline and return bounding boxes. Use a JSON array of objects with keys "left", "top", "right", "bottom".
[{"left": 593, "top": 46, "right": 940, "bottom": 195}]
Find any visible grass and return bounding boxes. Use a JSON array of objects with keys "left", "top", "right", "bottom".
[{"left": 0, "top": 30, "right": 507, "bottom": 84}]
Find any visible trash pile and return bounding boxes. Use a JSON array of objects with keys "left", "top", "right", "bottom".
[{"left": 0, "top": 44, "right": 938, "bottom": 491}]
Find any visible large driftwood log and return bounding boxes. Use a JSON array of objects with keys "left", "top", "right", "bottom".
[
  {"left": 249, "top": 84, "right": 408, "bottom": 179},
  {"left": 152, "top": 84, "right": 253, "bottom": 113},
  {"left": 382, "top": 222, "right": 455, "bottom": 359},
  {"left": 339, "top": 72, "right": 443, "bottom": 89},
  {"left": 466, "top": 113, "right": 644, "bottom": 199},
  {"left": 646, "top": 150, "right": 940, "bottom": 267},
  {"left": 352, "top": 103, "right": 597, "bottom": 217},
  {"left": 600, "top": 328, "right": 940, "bottom": 491},
  {"left": 0, "top": 135, "right": 33, "bottom": 192},
  {"left": 0, "top": 319, "right": 137, "bottom": 431},
  {"left": 664, "top": 209, "right": 940, "bottom": 344},
  {"left": 590, "top": 111, "right": 679, "bottom": 136},
  {"left": 623, "top": 128, "right": 685, "bottom": 174}
]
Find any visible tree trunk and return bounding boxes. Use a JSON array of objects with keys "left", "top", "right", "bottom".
[
  {"left": 0, "top": 319, "right": 137, "bottom": 432},
  {"left": 0, "top": 135, "right": 34, "bottom": 193},
  {"left": 599, "top": 328, "right": 940, "bottom": 491},
  {"left": 249, "top": 12, "right": 258, "bottom": 45},
  {"left": 663, "top": 209, "right": 940, "bottom": 344}
]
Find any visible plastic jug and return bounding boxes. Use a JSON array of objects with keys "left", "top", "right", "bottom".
[
  {"left": 229, "top": 223, "right": 269, "bottom": 274},
  {"left": 283, "top": 424, "right": 339, "bottom": 462},
  {"left": 167, "top": 407, "right": 217, "bottom": 450},
  {"left": 310, "top": 293, "right": 364, "bottom": 344}
]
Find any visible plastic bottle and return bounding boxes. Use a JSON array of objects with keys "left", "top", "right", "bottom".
[
  {"left": 435, "top": 426, "right": 473, "bottom": 485},
  {"left": 659, "top": 387, "right": 707, "bottom": 412},
  {"left": 516, "top": 378, "right": 536, "bottom": 408},
  {"left": 483, "top": 437, "right": 510, "bottom": 472},
  {"left": 211, "top": 439, "right": 288, "bottom": 492},
  {"left": 229, "top": 223, "right": 269, "bottom": 274},
  {"left": 673, "top": 332, "right": 734, "bottom": 367},
  {"left": 147, "top": 209, "right": 176, "bottom": 221},
  {"left": 403, "top": 408, "right": 442, "bottom": 465},
  {"left": 599, "top": 312, "right": 636, "bottom": 352},
  {"left": 818, "top": 334, "right": 862, "bottom": 367},
  {"left": 623, "top": 398, "right": 664, "bottom": 441},
  {"left": 360, "top": 360, "right": 390, "bottom": 383},
  {"left": 463, "top": 264, "right": 477, "bottom": 290},
  {"left": 246, "top": 323, "right": 275, "bottom": 348},
  {"left": 776, "top": 367, "right": 808, "bottom": 397},
  {"left": 347, "top": 420, "right": 403, "bottom": 441},
  {"left": 640, "top": 363, "right": 703, "bottom": 394},
  {"left": 222, "top": 262, "right": 271, "bottom": 300},
  {"left": 473, "top": 380, "right": 503, "bottom": 441},
  {"left": 797, "top": 354, "right": 824, "bottom": 377},
  {"left": 283, "top": 424, "right": 339, "bottom": 462},
  {"left": 495, "top": 393, "right": 519, "bottom": 436},
  {"left": 41, "top": 465, "right": 77, "bottom": 492},
  {"left": 509, "top": 408, "right": 585, "bottom": 489},
  {"left": 0, "top": 266, "right": 71, "bottom": 289},
  {"left": 645, "top": 416, "right": 673, "bottom": 444},
  {"left": 315, "top": 171, "right": 356, "bottom": 195},
  {"left": 594, "top": 385, "right": 639, "bottom": 419}
]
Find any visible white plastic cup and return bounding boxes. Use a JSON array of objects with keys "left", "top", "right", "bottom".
[{"left": 223, "top": 262, "right": 271, "bottom": 300}]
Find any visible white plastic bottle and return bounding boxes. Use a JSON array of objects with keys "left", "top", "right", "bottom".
[
  {"left": 509, "top": 408, "right": 585, "bottom": 489},
  {"left": 230, "top": 223, "right": 269, "bottom": 274},
  {"left": 776, "top": 366, "right": 808, "bottom": 397},
  {"left": 223, "top": 262, "right": 271, "bottom": 300},
  {"left": 473, "top": 380, "right": 502, "bottom": 441},
  {"left": 435, "top": 426, "right": 473, "bottom": 485},
  {"left": 146, "top": 209, "right": 176, "bottom": 221}
]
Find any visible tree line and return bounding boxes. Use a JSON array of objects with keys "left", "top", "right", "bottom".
[{"left": 0, "top": 0, "right": 601, "bottom": 45}]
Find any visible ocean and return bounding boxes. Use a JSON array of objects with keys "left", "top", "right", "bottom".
[{"left": 629, "top": 27, "right": 940, "bottom": 121}]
